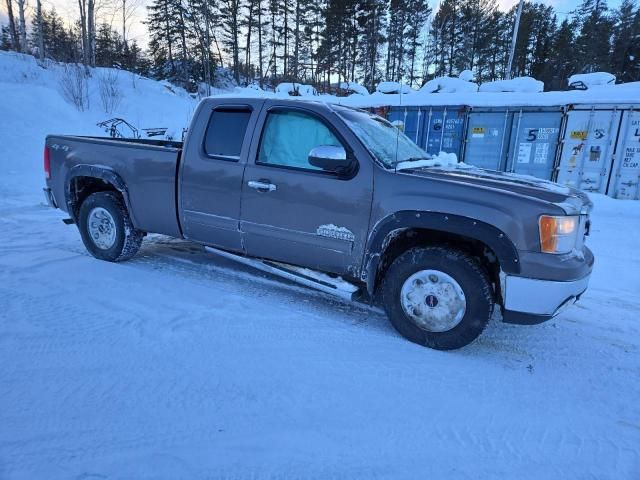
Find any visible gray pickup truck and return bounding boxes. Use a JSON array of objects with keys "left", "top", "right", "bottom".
[{"left": 43, "top": 98, "right": 594, "bottom": 350}]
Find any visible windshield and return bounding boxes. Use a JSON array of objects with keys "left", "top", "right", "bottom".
[{"left": 337, "top": 108, "right": 430, "bottom": 168}]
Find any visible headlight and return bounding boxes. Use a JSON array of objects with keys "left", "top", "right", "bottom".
[{"left": 539, "top": 215, "right": 579, "bottom": 254}]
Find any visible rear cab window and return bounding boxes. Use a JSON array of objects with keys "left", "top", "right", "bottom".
[{"left": 204, "top": 108, "right": 252, "bottom": 160}]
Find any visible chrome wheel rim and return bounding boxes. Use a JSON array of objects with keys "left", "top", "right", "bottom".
[
  {"left": 400, "top": 269, "right": 467, "bottom": 332},
  {"left": 88, "top": 207, "right": 117, "bottom": 250}
]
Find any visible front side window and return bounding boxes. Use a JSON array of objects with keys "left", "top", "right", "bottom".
[
  {"left": 258, "top": 110, "right": 343, "bottom": 171},
  {"left": 204, "top": 109, "right": 252, "bottom": 160}
]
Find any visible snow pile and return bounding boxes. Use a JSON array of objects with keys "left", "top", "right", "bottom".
[
  {"left": 275, "top": 82, "right": 318, "bottom": 97},
  {"left": 233, "top": 84, "right": 270, "bottom": 97},
  {"left": 339, "top": 81, "right": 369, "bottom": 96},
  {"left": 376, "top": 81, "right": 414, "bottom": 94},
  {"left": 568, "top": 72, "right": 616, "bottom": 90},
  {"left": 479, "top": 76, "right": 544, "bottom": 93},
  {"left": 420, "top": 76, "right": 479, "bottom": 94},
  {"left": 458, "top": 70, "right": 474, "bottom": 82}
]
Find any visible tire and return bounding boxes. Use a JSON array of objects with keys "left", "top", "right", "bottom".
[
  {"left": 381, "top": 246, "right": 494, "bottom": 350},
  {"left": 78, "top": 191, "right": 143, "bottom": 262}
]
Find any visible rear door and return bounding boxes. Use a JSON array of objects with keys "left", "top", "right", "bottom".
[
  {"left": 240, "top": 104, "right": 374, "bottom": 276},
  {"left": 179, "top": 100, "right": 264, "bottom": 251}
]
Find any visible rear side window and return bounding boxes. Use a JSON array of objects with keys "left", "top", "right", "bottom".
[{"left": 204, "top": 109, "right": 252, "bottom": 160}]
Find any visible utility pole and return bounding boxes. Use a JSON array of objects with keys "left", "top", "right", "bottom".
[{"left": 506, "top": 0, "right": 524, "bottom": 80}]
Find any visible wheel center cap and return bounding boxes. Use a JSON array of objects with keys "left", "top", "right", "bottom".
[{"left": 425, "top": 294, "right": 439, "bottom": 308}]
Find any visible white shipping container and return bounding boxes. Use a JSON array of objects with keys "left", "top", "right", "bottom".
[
  {"left": 555, "top": 107, "right": 622, "bottom": 194},
  {"left": 609, "top": 110, "right": 640, "bottom": 200}
]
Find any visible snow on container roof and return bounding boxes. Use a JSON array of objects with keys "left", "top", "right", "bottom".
[
  {"left": 376, "top": 81, "right": 414, "bottom": 94},
  {"left": 420, "top": 76, "right": 478, "bottom": 93},
  {"left": 479, "top": 76, "right": 543, "bottom": 93},
  {"left": 275, "top": 82, "right": 318, "bottom": 96},
  {"left": 458, "top": 70, "right": 474, "bottom": 82},
  {"left": 331, "top": 82, "right": 640, "bottom": 109},
  {"left": 568, "top": 72, "right": 615, "bottom": 90},
  {"left": 339, "top": 81, "right": 369, "bottom": 96}
]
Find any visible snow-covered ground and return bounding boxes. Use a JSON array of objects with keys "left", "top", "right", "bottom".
[{"left": 1, "top": 52, "right": 640, "bottom": 479}]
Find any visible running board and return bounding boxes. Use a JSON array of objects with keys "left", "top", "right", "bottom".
[{"left": 204, "top": 246, "right": 360, "bottom": 301}]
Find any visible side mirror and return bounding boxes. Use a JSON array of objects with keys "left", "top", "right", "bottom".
[{"left": 308, "top": 145, "right": 352, "bottom": 174}]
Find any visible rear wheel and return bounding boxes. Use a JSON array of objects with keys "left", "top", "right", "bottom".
[
  {"left": 381, "top": 246, "right": 494, "bottom": 350},
  {"left": 78, "top": 191, "right": 143, "bottom": 262}
]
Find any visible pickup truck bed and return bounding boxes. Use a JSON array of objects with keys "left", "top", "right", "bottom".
[{"left": 46, "top": 135, "right": 184, "bottom": 238}]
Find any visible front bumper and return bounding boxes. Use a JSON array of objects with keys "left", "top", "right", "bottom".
[{"left": 502, "top": 272, "right": 591, "bottom": 325}]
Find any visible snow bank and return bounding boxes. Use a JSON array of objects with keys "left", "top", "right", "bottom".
[
  {"left": 568, "top": 72, "right": 616, "bottom": 89},
  {"left": 339, "top": 81, "right": 369, "bottom": 96},
  {"left": 275, "top": 82, "right": 318, "bottom": 96},
  {"left": 3, "top": 51, "right": 640, "bottom": 480},
  {"left": 479, "top": 76, "right": 544, "bottom": 93},
  {"left": 420, "top": 76, "right": 479, "bottom": 94},
  {"left": 0, "top": 51, "right": 198, "bottom": 197},
  {"left": 376, "top": 81, "right": 414, "bottom": 94}
]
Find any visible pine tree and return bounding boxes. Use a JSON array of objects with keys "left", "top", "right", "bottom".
[
  {"left": 547, "top": 18, "right": 576, "bottom": 90},
  {"left": 405, "top": 0, "right": 431, "bottom": 86},
  {"left": 219, "top": 0, "right": 242, "bottom": 83},
  {"left": 358, "top": 0, "right": 387, "bottom": 90},
  {"left": 611, "top": 0, "right": 640, "bottom": 82},
  {"left": 573, "top": 0, "right": 613, "bottom": 73},
  {"left": 146, "top": 0, "right": 180, "bottom": 75}
]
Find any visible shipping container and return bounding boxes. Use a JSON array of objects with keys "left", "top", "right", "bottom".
[
  {"left": 420, "top": 106, "right": 467, "bottom": 156},
  {"left": 462, "top": 107, "right": 562, "bottom": 179},
  {"left": 387, "top": 107, "right": 422, "bottom": 146},
  {"left": 555, "top": 106, "right": 623, "bottom": 194},
  {"left": 462, "top": 110, "right": 510, "bottom": 170},
  {"left": 386, "top": 106, "right": 466, "bottom": 157},
  {"left": 504, "top": 108, "right": 563, "bottom": 179},
  {"left": 609, "top": 109, "right": 640, "bottom": 199}
]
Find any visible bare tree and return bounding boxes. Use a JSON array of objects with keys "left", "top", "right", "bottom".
[
  {"left": 78, "top": 0, "right": 97, "bottom": 67},
  {"left": 120, "top": 0, "right": 141, "bottom": 46},
  {"left": 15, "top": 0, "right": 27, "bottom": 52},
  {"left": 36, "top": 0, "right": 44, "bottom": 61},
  {"left": 88, "top": 0, "right": 96, "bottom": 66},
  {"left": 78, "top": 0, "right": 89, "bottom": 65},
  {"left": 59, "top": 64, "right": 90, "bottom": 111},
  {"left": 99, "top": 70, "right": 123, "bottom": 113},
  {"left": 4, "top": 0, "right": 20, "bottom": 51}
]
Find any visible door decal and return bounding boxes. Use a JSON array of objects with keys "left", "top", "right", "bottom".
[{"left": 316, "top": 224, "right": 355, "bottom": 242}]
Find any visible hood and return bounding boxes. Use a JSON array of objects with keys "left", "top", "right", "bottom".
[{"left": 397, "top": 166, "right": 592, "bottom": 215}]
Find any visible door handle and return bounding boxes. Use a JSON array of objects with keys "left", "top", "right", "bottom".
[{"left": 247, "top": 180, "right": 277, "bottom": 192}]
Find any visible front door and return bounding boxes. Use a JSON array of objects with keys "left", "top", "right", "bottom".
[
  {"left": 240, "top": 106, "right": 373, "bottom": 276},
  {"left": 179, "top": 101, "right": 263, "bottom": 251}
]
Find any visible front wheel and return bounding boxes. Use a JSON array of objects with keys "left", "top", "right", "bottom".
[
  {"left": 78, "top": 191, "right": 143, "bottom": 262},
  {"left": 381, "top": 246, "right": 494, "bottom": 350}
]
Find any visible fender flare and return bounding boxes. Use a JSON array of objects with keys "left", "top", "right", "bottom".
[
  {"left": 65, "top": 164, "right": 134, "bottom": 223},
  {"left": 362, "top": 211, "right": 521, "bottom": 296}
]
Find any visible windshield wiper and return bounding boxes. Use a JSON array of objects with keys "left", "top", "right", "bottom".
[
  {"left": 391, "top": 156, "right": 431, "bottom": 166},
  {"left": 391, "top": 156, "right": 433, "bottom": 170}
]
